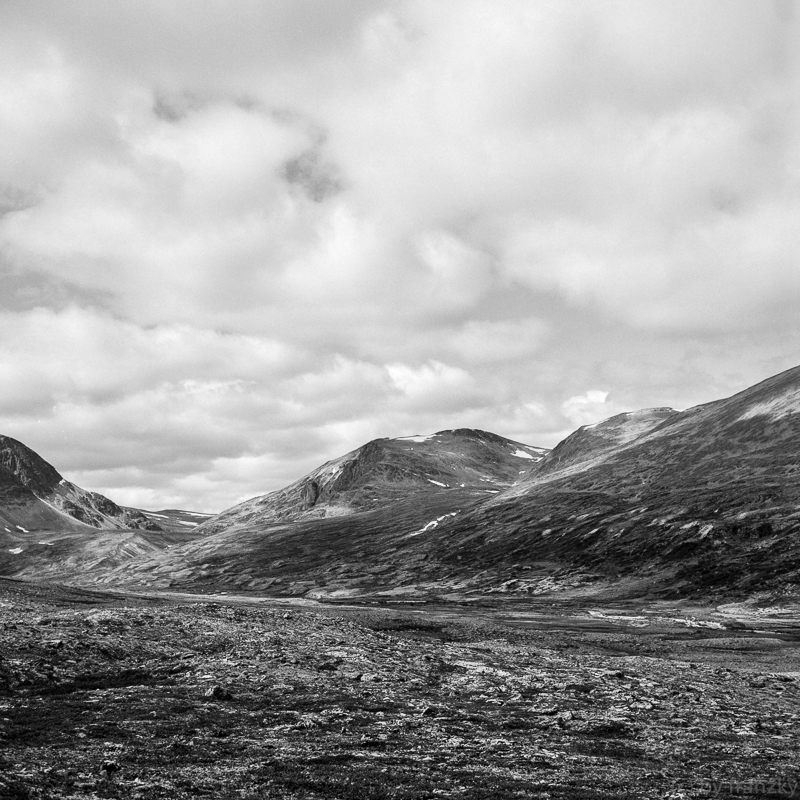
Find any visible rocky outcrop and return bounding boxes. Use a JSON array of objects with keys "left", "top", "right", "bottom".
[
  {"left": 0, "top": 435, "right": 160, "bottom": 532},
  {"left": 0, "top": 436, "right": 63, "bottom": 496}
]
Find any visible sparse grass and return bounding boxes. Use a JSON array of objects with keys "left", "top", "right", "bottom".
[{"left": 1, "top": 587, "right": 799, "bottom": 799}]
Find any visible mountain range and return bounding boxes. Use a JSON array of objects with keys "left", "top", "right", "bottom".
[
  {"left": 434, "top": 363, "right": 800, "bottom": 597},
  {"left": 1, "top": 364, "right": 799, "bottom": 600}
]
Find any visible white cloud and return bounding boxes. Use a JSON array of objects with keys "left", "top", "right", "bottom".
[
  {"left": 561, "top": 390, "right": 615, "bottom": 428},
  {"left": 386, "top": 360, "right": 483, "bottom": 412},
  {"left": 0, "top": 1, "right": 798, "bottom": 510}
]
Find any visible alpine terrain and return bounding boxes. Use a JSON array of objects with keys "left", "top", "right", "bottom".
[
  {"left": 51, "top": 363, "right": 800, "bottom": 602},
  {"left": 433, "top": 363, "right": 800, "bottom": 599},
  {"left": 76, "top": 430, "right": 550, "bottom": 594},
  {"left": 0, "top": 435, "right": 159, "bottom": 534},
  {"left": 4, "top": 366, "right": 800, "bottom": 604},
  {"left": 2, "top": 367, "right": 800, "bottom": 800}
]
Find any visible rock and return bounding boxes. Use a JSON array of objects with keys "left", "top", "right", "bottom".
[{"left": 204, "top": 685, "right": 233, "bottom": 700}]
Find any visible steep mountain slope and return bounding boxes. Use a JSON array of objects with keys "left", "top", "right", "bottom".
[
  {"left": 198, "top": 429, "right": 547, "bottom": 535},
  {"left": 432, "top": 364, "right": 800, "bottom": 597},
  {"left": 530, "top": 407, "right": 677, "bottom": 479},
  {"left": 0, "top": 461, "right": 86, "bottom": 535},
  {"left": 0, "top": 436, "right": 159, "bottom": 532}
]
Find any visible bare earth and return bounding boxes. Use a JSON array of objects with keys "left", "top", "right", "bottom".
[{"left": 2, "top": 579, "right": 799, "bottom": 799}]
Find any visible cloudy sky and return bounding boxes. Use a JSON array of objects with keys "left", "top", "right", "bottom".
[{"left": 1, "top": 1, "right": 799, "bottom": 512}]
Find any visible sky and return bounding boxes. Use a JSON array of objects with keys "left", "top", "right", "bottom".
[{"left": 1, "top": 0, "right": 799, "bottom": 512}]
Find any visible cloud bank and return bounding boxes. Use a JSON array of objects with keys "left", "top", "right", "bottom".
[{"left": 1, "top": 1, "right": 798, "bottom": 510}]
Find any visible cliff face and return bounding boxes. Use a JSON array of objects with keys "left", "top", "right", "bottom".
[{"left": 0, "top": 436, "right": 160, "bottom": 532}]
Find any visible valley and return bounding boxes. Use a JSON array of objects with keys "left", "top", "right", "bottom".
[
  {"left": 2, "top": 364, "right": 800, "bottom": 797},
  {"left": 1, "top": 579, "right": 799, "bottom": 799}
]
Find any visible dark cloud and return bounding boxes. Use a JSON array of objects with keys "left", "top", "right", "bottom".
[{"left": 282, "top": 149, "right": 345, "bottom": 203}]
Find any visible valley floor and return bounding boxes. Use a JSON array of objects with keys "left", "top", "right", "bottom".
[{"left": 1, "top": 579, "right": 799, "bottom": 799}]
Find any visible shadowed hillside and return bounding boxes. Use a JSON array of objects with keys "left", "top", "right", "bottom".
[{"left": 432, "top": 364, "right": 800, "bottom": 598}]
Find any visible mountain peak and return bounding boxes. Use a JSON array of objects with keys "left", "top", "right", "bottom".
[
  {"left": 197, "top": 428, "right": 549, "bottom": 534},
  {"left": 0, "top": 434, "right": 160, "bottom": 532},
  {"left": 0, "top": 435, "right": 63, "bottom": 496}
]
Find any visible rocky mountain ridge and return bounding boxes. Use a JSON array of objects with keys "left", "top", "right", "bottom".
[
  {"left": 527, "top": 407, "right": 678, "bottom": 481},
  {"left": 0, "top": 435, "right": 159, "bottom": 533}
]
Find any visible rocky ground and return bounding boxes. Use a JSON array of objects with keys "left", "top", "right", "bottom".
[{"left": 1, "top": 579, "right": 799, "bottom": 799}]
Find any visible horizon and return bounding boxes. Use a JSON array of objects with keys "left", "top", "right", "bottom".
[
  {"left": 1, "top": 1, "right": 799, "bottom": 510},
  {"left": 6, "top": 357, "right": 798, "bottom": 515}
]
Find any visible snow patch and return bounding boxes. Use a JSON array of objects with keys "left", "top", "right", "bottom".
[
  {"left": 510, "top": 449, "right": 536, "bottom": 460},
  {"left": 738, "top": 385, "right": 800, "bottom": 421},
  {"left": 427, "top": 479, "right": 448, "bottom": 487},
  {"left": 408, "top": 512, "right": 458, "bottom": 537},
  {"left": 15, "top": 525, "right": 29, "bottom": 533},
  {"left": 311, "top": 457, "right": 347, "bottom": 484},
  {"left": 38, "top": 541, "right": 54, "bottom": 546},
  {"left": 397, "top": 434, "right": 436, "bottom": 443},
  {"left": 177, "top": 520, "right": 198, "bottom": 527},
  {"left": 8, "top": 548, "right": 22, "bottom": 555},
  {"left": 146, "top": 513, "right": 169, "bottom": 519}
]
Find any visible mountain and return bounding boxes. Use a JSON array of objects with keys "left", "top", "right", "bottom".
[
  {"left": 112, "top": 366, "right": 800, "bottom": 601},
  {"left": 431, "top": 364, "right": 800, "bottom": 598},
  {"left": 198, "top": 429, "right": 548, "bottom": 535},
  {"left": 75, "top": 429, "right": 549, "bottom": 592},
  {"left": 5, "top": 364, "right": 800, "bottom": 602},
  {"left": 530, "top": 407, "right": 677, "bottom": 478},
  {"left": 0, "top": 435, "right": 160, "bottom": 533}
]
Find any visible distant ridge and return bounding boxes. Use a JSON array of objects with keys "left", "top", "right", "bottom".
[
  {"left": 0, "top": 435, "right": 160, "bottom": 532},
  {"left": 197, "top": 428, "right": 548, "bottom": 534},
  {"left": 4, "top": 364, "right": 800, "bottom": 602}
]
